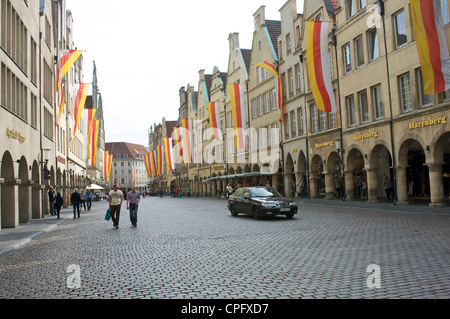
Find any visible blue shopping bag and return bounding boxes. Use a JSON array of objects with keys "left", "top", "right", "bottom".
[{"left": 105, "top": 208, "right": 111, "bottom": 221}]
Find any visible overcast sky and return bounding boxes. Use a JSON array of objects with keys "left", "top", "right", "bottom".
[{"left": 67, "top": 0, "right": 304, "bottom": 147}]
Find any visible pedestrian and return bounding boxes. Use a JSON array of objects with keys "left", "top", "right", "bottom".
[
  {"left": 356, "top": 173, "right": 363, "bottom": 199},
  {"left": 226, "top": 184, "right": 233, "bottom": 198},
  {"left": 86, "top": 189, "right": 93, "bottom": 210},
  {"left": 48, "top": 187, "right": 56, "bottom": 216},
  {"left": 126, "top": 186, "right": 140, "bottom": 227},
  {"left": 187, "top": 187, "right": 191, "bottom": 198},
  {"left": 71, "top": 188, "right": 81, "bottom": 219},
  {"left": 80, "top": 191, "right": 87, "bottom": 211},
  {"left": 109, "top": 183, "right": 123, "bottom": 229},
  {"left": 382, "top": 175, "right": 393, "bottom": 201},
  {"left": 55, "top": 192, "right": 63, "bottom": 219},
  {"left": 334, "top": 175, "right": 342, "bottom": 198}
]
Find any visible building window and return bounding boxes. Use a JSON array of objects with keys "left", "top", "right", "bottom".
[
  {"left": 290, "top": 110, "right": 297, "bottom": 137},
  {"left": 358, "top": 90, "right": 369, "bottom": 124},
  {"left": 358, "top": 0, "right": 366, "bottom": 10},
  {"left": 343, "top": 43, "right": 352, "bottom": 74},
  {"left": 372, "top": 84, "right": 384, "bottom": 120},
  {"left": 347, "top": 0, "right": 355, "bottom": 18},
  {"left": 399, "top": 72, "right": 413, "bottom": 113},
  {"left": 298, "top": 107, "right": 304, "bottom": 135},
  {"left": 258, "top": 95, "right": 263, "bottom": 116},
  {"left": 417, "top": 69, "right": 434, "bottom": 108},
  {"left": 441, "top": 0, "right": 449, "bottom": 25},
  {"left": 271, "top": 88, "right": 277, "bottom": 110},
  {"left": 354, "top": 35, "right": 364, "bottom": 68},
  {"left": 264, "top": 92, "right": 270, "bottom": 113},
  {"left": 311, "top": 105, "right": 318, "bottom": 133},
  {"left": 394, "top": 10, "right": 408, "bottom": 49},
  {"left": 346, "top": 95, "right": 356, "bottom": 126},
  {"left": 252, "top": 99, "right": 257, "bottom": 118},
  {"left": 328, "top": 112, "right": 336, "bottom": 129},
  {"left": 368, "top": 28, "right": 379, "bottom": 62},
  {"left": 319, "top": 110, "right": 327, "bottom": 131},
  {"left": 295, "top": 63, "right": 304, "bottom": 94},
  {"left": 271, "top": 123, "right": 279, "bottom": 145}
]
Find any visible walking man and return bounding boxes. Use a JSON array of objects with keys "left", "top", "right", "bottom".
[
  {"left": 382, "top": 175, "right": 393, "bottom": 201},
  {"left": 86, "top": 189, "right": 93, "bottom": 211},
  {"left": 109, "top": 184, "right": 123, "bottom": 229},
  {"left": 48, "top": 187, "right": 56, "bottom": 215},
  {"left": 126, "top": 186, "right": 140, "bottom": 227},
  {"left": 71, "top": 188, "right": 81, "bottom": 219}
]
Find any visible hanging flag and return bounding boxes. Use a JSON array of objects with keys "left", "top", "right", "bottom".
[
  {"left": 143, "top": 153, "right": 151, "bottom": 178},
  {"left": 229, "top": 83, "right": 247, "bottom": 149},
  {"left": 104, "top": 151, "right": 110, "bottom": 181},
  {"left": 107, "top": 153, "right": 113, "bottom": 182},
  {"left": 207, "top": 102, "right": 223, "bottom": 140},
  {"left": 86, "top": 108, "right": 97, "bottom": 159},
  {"left": 150, "top": 150, "right": 157, "bottom": 177},
  {"left": 57, "top": 50, "right": 82, "bottom": 126},
  {"left": 256, "top": 61, "right": 283, "bottom": 121},
  {"left": 133, "top": 166, "right": 137, "bottom": 184},
  {"left": 164, "top": 138, "right": 175, "bottom": 172},
  {"left": 70, "top": 83, "right": 91, "bottom": 145},
  {"left": 181, "top": 119, "right": 193, "bottom": 164},
  {"left": 60, "top": 50, "right": 83, "bottom": 79},
  {"left": 173, "top": 127, "right": 184, "bottom": 166},
  {"left": 90, "top": 120, "right": 100, "bottom": 166},
  {"left": 156, "top": 145, "right": 163, "bottom": 175},
  {"left": 306, "top": 21, "right": 337, "bottom": 113},
  {"left": 410, "top": 0, "right": 450, "bottom": 94}
]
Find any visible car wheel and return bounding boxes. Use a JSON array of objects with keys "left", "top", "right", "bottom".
[
  {"left": 286, "top": 212, "right": 294, "bottom": 219},
  {"left": 252, "top": 206, "right": 260, "bottom": 220},
  {"left": 230, "top": 204, "right": 238, "bottom": 217}
]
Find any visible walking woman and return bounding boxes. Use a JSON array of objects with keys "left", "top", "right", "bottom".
[{"left": 55, "top": 192, "right": 64, "bottom": 219}]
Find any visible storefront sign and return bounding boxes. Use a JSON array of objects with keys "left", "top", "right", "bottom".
[
  {"left": 315, "top": 141, "right": 333, "bottom": 149},
  {"left": 6, "top": 127, "right": 25, "bottom": 143},
  {"left": 58, "top": 156, "right": 66, "bottom": 165},
  {"left": 409, "top": 116, "right": 447, "bottom": 130},
  {"left": 291, "top": 147, "right": 298, "bottom": 153},
  {"left": 353, "top": 131, "right": 378, "bottom": 141}
]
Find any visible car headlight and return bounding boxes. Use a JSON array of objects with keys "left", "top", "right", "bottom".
[
  {"left": 289, "top": 202, "right": 297, "bottom": 206},
  {"left": 260, "top": 203, "right": 274, "bottom": 207}
]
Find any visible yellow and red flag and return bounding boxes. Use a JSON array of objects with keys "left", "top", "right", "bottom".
[
  {"left": 256, "top": 61, "right": 283, "bottom": 121},
  {"left": 70, "top": 83, "right": 91, "bottom": 145},
  {"left": 90, "top": 120, "right": 99, "bottom": 166},
  {"left": 306, "top": 21, "right": 336, "bottom": 113},
  {"left": 57, "top": 50, "right": 83, "bottom": 126},
  {"left": 150, "top": 150, "right": 157, "bottom": 177},
  {"left": 180, "top": 119, "right": 193, "bottom": 164},
  {"left": 207, "top": 102, "right": 223, "bottom": 140},
  {"left": 143, "top": 153, "right": 152, "bottom": 178},
  {"left": 104, "top": 151, "right": 113, "bottom": 182},
  {"left": 173, "top": 127, "right": 184, "bottom": 166},
  {"left": 86, "top": 108, "right": 97, "bottom": 159},
  {"left": 133, "top": 166, "right": 137, "bottom": 184},
  {"left": 229, "top": 83, "right": 247, "bottom": 149},
  {"left": 164, "top": 138, "right": 175, "bottom": 172},
  {"left": 410, "top": 0, "right": 450, "bottom": 94},
  {"left": 156, "top": 145, "right": 163, "bottom": 175}
]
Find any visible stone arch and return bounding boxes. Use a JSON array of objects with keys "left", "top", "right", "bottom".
[
  {"left": 428, "top": 131, "right": 450, "bottom": 206},
  {"left": 310, "top": 154, "right": 324, "bottom": 198},
  {"left": 1, "top": 151, "right": 17, "bottom": 228},
  {"left": 324, "top": 151, "right": 343, "bottom": 199},
  {"left": 296, "top": 151, "right": 308, "bottom": 197},
  {"left": 368, "top": 144, "right": 393, "bottom": 202},
  {"left": 18, "top": 156, "right": 31, "bottom": 223},
  {"left": 346, "top": 147, "right": 366, "bottom": 200},
  {"left": 285, "top": 153, "right": 295, "bottom": 197}
]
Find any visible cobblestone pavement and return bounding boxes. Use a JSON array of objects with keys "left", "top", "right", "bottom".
[{"left": 0, "top": 196, "right": 449, "bottom": 300}]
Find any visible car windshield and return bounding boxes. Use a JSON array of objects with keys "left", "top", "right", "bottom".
[{"left": 250, "top": 188, "right": 282, "bottom": 198}]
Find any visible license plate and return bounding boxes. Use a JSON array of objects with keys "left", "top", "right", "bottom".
[{"left": 280, "top": 208, "right": 290, "bottom": 212}]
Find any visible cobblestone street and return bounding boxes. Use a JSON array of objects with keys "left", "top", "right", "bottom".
[{"left": 0, "top": 196, "right": 449, "bottom": 300}]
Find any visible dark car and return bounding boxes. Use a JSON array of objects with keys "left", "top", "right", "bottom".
[{"left": 227, "top": 187, "right": 298, "bottom": 219}]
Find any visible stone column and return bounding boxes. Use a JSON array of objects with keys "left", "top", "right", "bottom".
[
  {"left": 324, "top": 172, "right": 335, "bottom": 200},
  {"left": 32, "top": 183, "right": 42, "bottom": 219},
  {"left": 428, "top": 163, "right": 446, "bottom": 207},
  {"left": 396, "top": 166, "right": 409, "bottom": 205},
  {"left": 296, "top": 172, "right": 305, "bottom": 198},
  {"left": 284, "top": 173, "right": 292, "bottom": 197},
  {"left": 1, "top": 179, "right": 21, "bottom": 228},
  {"left": 345, "top": 170, "right": 355, "bottom": 201},
  {"left": 367, "top": 168, "right": 380, "bottom": 203},
  {"left": 19, "top": 181, "right": 34, "bottom": 223},
  {"left": 0, "top": 178, "right": 3, "bottom": 231},
  {"left": 211, "top": 180, "right": 217, "bottom": 197},
  {"left": 309, "top": 174, "right": 318, "bottom": 199}
]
